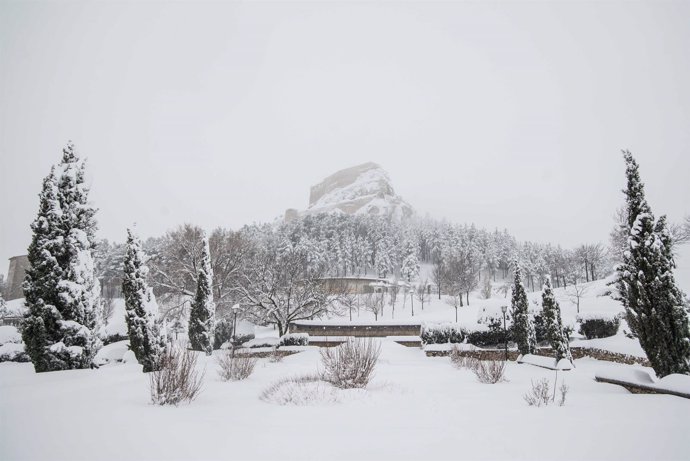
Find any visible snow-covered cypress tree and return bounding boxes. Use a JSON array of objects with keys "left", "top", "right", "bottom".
[
  {"left": 22, "top": 142, "right": 102, "bottom": 372},
  {"left": 541, "top": 277, "right": 572, "bottom": 364},
  {"left": 615, "top": 151, "right": 690, "bottom": 376},
  {"left": 511, "top": 261, "right": 536, "bottom": 355},
  {"left": 122, "top": 228, "right": 165, "bottom": 372},
  {"left": 188, "top": 233, "right": 215, "bottom": 355}
]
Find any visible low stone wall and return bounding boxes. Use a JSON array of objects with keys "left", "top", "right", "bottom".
[
  {"left": 567, "top": 347, "right": 650, "bottom": 367},
  {"left": 425, "top": 346, "right": 651, "bottom": 367},
  {"left": 426, "top": 348, "right": 520, "bottom": 361},
  {"left": 235, "top": 350, "right": 302, "bottom": 359},
  {"left": 290, "top": 322, "right": 421, "bottom": 337},
  {"left": 595, "top": 376, "right": 690, "bottom": 399}
]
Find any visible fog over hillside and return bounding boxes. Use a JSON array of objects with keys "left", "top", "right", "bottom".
[{"left": 1, "top": 1, "right": 689, "bottom": 275}]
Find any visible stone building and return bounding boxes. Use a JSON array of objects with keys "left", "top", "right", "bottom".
[
  {"left": 4, "top": 255, "right": 29, "bottom": 301},
  {"left": 4, "top": 254, "right": 122, "bottom": 301}
]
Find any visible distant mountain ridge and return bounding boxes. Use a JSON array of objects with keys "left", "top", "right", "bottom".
[{"left": 285, "top": 162, "right": 413, "bottom": 220}]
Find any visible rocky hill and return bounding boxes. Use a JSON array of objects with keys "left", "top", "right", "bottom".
[{"left": 285, "top": 162, "right": 413, "bottom": 220}]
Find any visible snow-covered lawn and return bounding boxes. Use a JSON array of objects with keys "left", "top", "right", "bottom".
[{"left": 1, "top": 340, "right": 689, "bottom": 461}]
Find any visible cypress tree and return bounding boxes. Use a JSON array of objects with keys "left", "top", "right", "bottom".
[
  {"left": 541, "top": 277, "right": 572, "bottom": 364},
  {"left": 122, "top": 229, "right": 165, "bottom": 372},
  {"left": 616, "top": 151, "right": 690, "bottom": 377},
  {"left": 22, "top": 142, "right": 102, "bottom": 372},
  {"left": 511, "top": 261, "right": 536, "bottom": 355},
  {"left": 188, "top": 233, "right": 215, "bottom": 355}
]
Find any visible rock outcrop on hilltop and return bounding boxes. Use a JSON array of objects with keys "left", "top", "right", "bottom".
[{"left": 286, "top": 162, "right": 413, "bottom": 220}]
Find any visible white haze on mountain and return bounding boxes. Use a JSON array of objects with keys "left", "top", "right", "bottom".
[{"left": 1, "top": 1, "right": 689, "bottom": 283}]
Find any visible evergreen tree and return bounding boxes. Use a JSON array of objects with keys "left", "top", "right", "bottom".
[
  {"left": 122, "top": 228, "right": 165, "bottom": 372},
  {"left": 541, "top": 277, "right": 572, "bottom": 364},
  {"left": 22, "top": 142, "right": 102, "bottom": 372},
  {"left": 188, "top": 233, "right": 215, "bottom": 355},
  {"left": 615, "top": 151, "right": 690, "bottom": 376},
  {"left": 401, "top": 237, "right": 420, "bottom": 282},
  {"left": 511, "top": 261, "right": 536, "bottom": 355}
]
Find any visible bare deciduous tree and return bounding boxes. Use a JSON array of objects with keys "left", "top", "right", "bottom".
[{"left": 237, "top": 234, "right": 343, "bottom": 336}]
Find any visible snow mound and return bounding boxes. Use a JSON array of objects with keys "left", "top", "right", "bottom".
[
  {"left": 0, "top": 325, "right": 22, "bottom": 344},
  {"left": 260, "top": 375, "right": 367, "bottom": 406}
]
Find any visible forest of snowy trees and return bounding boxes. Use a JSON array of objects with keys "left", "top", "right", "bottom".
[{"left": 93, "top": 214, "right": 615, "bottom": 320}]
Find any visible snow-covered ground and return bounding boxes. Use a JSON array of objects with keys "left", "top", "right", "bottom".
[{"left": 1, "top": 339, "right": 689, "bottom": 460}]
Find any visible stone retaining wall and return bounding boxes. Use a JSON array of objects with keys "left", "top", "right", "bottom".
[
  {"left": 290, "top": 323, "right": 421, "bottom": 337},
  {"left": 425, "top": 346, "right": 651, "bottom": 367}
]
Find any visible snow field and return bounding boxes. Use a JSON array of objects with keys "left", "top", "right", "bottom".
[{"left": 2, "top": 339, "right": 689, "bottom": 460}]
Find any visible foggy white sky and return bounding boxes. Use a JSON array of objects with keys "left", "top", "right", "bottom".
[{"left": 1, "top": 1, "right": 690, "bottom": 278}]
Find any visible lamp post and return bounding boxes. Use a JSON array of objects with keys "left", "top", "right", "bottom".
[
  {"left": 231, "top": 303, "right": 239, "bottom": 358},
  {"left": 501, "top": 305, "right": 508, "bottom": 361},
  {"left": 409, "top": 287, "right": 415, "bottom": 317}
]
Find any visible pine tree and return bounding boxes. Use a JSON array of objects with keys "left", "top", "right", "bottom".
[
  {"left": 541, "top": 277, "right": 572, "bottom": 364},
  {"left": 511, "top": 261, "right": 536, "bottom": 355},
  {"left": 188, "top": 233, "right": 215, "bottom": 355},
  {"left": 122, "top": 229, "right": 165, "bottom": 372},
  {"left": 615, "top": 152, "right": 690, "bottom": 376},
  {"left": 22, "top": 142, "right": 102, "bottom": 372}
]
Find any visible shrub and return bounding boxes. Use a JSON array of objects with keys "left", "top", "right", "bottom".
[
  {"left": 524, "top": 378, "right": 551, "bottom": 407},
  {"left": 0, "top": 343, "right": 30, "bottom": 362},
  {"left": 524, "top": 377, "right": 569, "bottom": 407},
  {"left": 149, "top": 345, "right": 204, "bottom": 406},
  {"left": 279, "top": 333, "right": 309, "bottom": 347},
  {"left": 577, "top": 315, "right": 620, "bottom": 339},
  {"left": 449, "top": 346, "right": 478, "bottom": 370},
  {"left": 217, "top": 351, "right": 257, "bottom": 381},
  {"left": 472, "top": 360, "right": 506, "bottom": 384},
  {"left": 213, "top": 318, "right": 234, "bottom": 350},
  {"left": 268, "top": 347, "right": 283, "bottom": 363},
  {"left": 103, "top": 333, "right": 128, "bottom": 345},
  {"left": 466, "top": 328, "right": 510, "bottom": 347},
  {"left": 420, "top": 322, "right": 465, "bottom": 345},
  {"left": 320, "top": 338, "right": 380, "bottom": 389}
]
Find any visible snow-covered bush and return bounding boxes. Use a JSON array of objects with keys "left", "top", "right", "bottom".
[
  {"left": 149, "top": 345, "right": 204, "bottom": 405},
  {"left": 279, "top": 333, "right": 309, "bottom": 347},
  {"left": 472, "top": 360, "right": 506, "bottom": 384},
  {"left": 465, "top": 327, "right": 510, "bottom": 347},
  {"left": 0, "top": 343, "right": 30, "bottom": 362},
  {"left": 577, "top": 313, "right": 620, "bottom": 339},
  {"left": 420, "top": 322, "right": 465, "bottom": 345},
  {"left": 0, "top": 326, "right": 29, "bottom": 362},
  {"left": 320, "top": 338, "right": 380, "bottom": 389},
  {"left": 216, "top": 351, "right": 257, "bottom": 381},
  {"left": 213, "top": 318, "right": 234, "bottom": 350}
]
